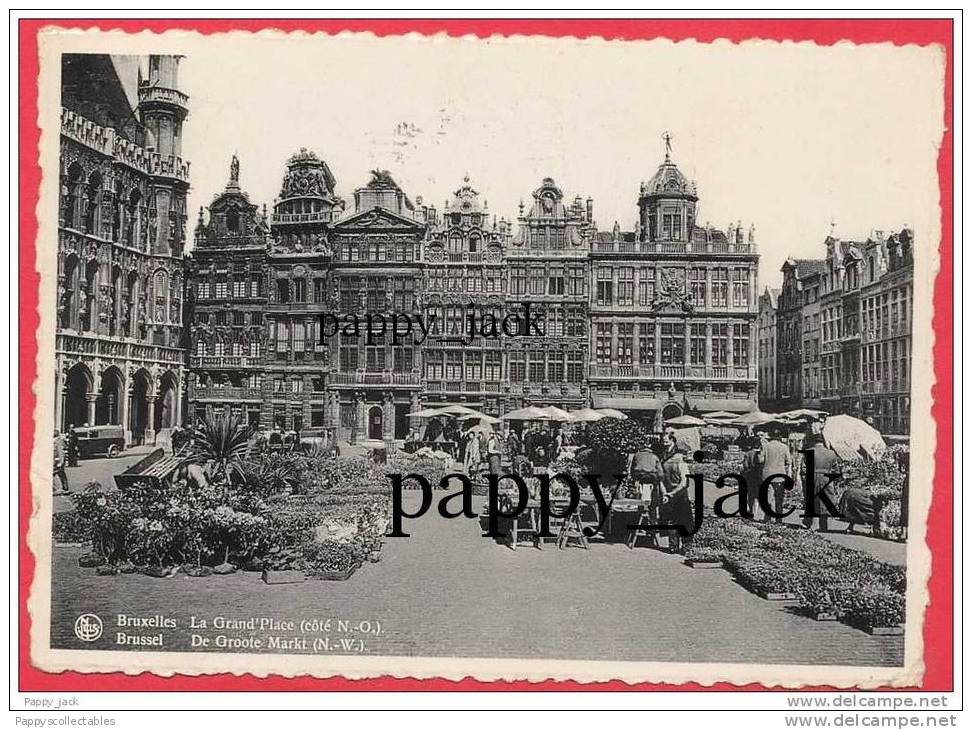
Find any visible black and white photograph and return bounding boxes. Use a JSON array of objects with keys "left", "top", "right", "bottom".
[{"left": 30, "top": 28, "right": 943, "bottom": 686}]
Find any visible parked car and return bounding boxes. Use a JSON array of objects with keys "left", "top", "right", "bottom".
[{"left": 74, "top": 425, "right": 125, "bottom": 459}]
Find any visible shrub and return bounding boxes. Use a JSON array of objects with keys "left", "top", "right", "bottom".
[
  {"left": 842, "top": 582, "right": 906, "bottom": 628},
  {"left": 244, "top": 452, "right": 303, "bottom": 497},
  {"left": 302, "top": 541, "right": 360, "bottom": 578},
  {"left": 52, "top": 510, "right": 93, "bottom": 543}
]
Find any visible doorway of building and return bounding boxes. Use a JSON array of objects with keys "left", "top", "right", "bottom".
[
  {"left": 660, "top": 402, "right": 682, "bottom": 431},
  {"left": 368, "top": 405, "right": 383, "bottom": 440},
  {"left": 394, "top": 403, "right": 409, "bottom": 439}
]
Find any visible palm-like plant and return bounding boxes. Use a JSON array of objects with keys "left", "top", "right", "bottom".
[{"left": 189, "top": 412, "right": 252, "bottom": 487}]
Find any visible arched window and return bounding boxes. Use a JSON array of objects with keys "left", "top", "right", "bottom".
[
  {"left": 468, "top": 234, "right": 480, "bottom": 253},
  {"left": 226, "top": 207, "right": 240, "bottom": 234},
  {"left": 448, "top": 233, "right": 462, "bottom": 254}
]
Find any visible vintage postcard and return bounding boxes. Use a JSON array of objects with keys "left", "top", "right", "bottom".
[{"left": 27, "top": 26, "right": 946, "bottom": 687}]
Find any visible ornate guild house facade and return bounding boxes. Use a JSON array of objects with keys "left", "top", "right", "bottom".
[
  {"left": 588, "top": 142, "right": 760, "bottom": 427},
  {"left": 186, "top": 139, "right": 762, "bottom": 441},
  {"left": 56, "top": 54, "right": 189, "bottom": 446}
]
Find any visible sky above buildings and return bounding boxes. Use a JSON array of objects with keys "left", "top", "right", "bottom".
[{"left": 167, "top": 33, "right": 944, "bottom": 285}]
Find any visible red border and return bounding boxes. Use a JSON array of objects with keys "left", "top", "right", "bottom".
[{"left": 18, "top": 18, "right": 954, "bottom": 693}]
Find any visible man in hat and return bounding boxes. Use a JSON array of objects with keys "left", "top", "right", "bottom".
[{"left": 757, "top": 426, "right": 792, "bottom": 524}]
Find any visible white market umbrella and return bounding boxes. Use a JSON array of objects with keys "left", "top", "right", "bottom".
[
  {"left": 822, "top": 414, "right": 886, "bottom": 461},
  {"left": 703, "top": 410, "right": 740, "bottom": 422},
  {"left": 568, "top": 408, "right": 606, "bottom": 423},
  {"left": 538, "top": 405, "right": 572, "bottom": 422},
  {"left": 781, "top": 408, "right": 829, "bottom": 421},
  {"left": 664, "top": 414, "right": 707, "bottom": 427},
  {"left": 500, "top": 406, "right": 548, "bottom": 421},
  {"left": 466, "top": 424, "right": 495, "bottom": 434},
  {"left": 732, "top": 410, "right": 783, "bottom": 427},
  {"left": 595, "top": 408, "right": 629, "bottom": 420},
  {"left": 434, "top": 404, "right": 481, "bottom": 417},
  {"left": 458, "top": 412, "right": 500, "bottom": 424},
  {"left": 408, "top": 407, "right": 445, "bottom": 418}
]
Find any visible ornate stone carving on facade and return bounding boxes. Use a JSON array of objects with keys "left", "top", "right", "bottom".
[{"left": 652, "top": 269, "right": 695, "bottom": 313}]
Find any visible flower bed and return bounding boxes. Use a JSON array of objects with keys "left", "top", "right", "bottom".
[
  {"left": 685, "top": 517, "right": 906, "bottom": 631},
  {"left": 65, "top": 450, "right": 392, "bottom": 584}
]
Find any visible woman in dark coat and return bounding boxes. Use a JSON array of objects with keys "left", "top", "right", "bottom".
[{"left": 839, "top": 486, "right": 877, "bottom": 535}]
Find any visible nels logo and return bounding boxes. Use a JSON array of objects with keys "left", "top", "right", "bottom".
[{"left": 74, "top": 614, "right": 103, "bottom": 642}]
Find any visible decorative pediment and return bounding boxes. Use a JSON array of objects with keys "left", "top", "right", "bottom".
[{"left": 333, "top": 207, "right": 424, "bottom": 232}]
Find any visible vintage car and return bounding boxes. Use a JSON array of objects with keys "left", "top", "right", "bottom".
[{"left": 73, "top": 425, "right": 125, "bottom": 459}]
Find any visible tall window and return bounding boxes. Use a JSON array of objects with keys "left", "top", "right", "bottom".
[
  {"left": 618, "top": 267, "right": 634, "bottom": 306},
  {"left": 548, "top": 351, "right": 565, "bottom": 382},
  {"left": 293, "top": 322, "right": 306, "bottom": 353},
  {"left": 393, "top": 347, "right": 413, "bottom": 373},
  {"left": 662, "top": 212, "right": 682, "bottom": 241},
  {"left": 690, "top": 324, "right": 707, "bottom": 365},
  {"left": 595, "top": 323, "right": 612, "bottom": 364},
  {"left": 566, "top": 351, "right": 584, "bottom": 382},
  {"left": 616, "top": 323, "right": 634, "bottom": 364},
  {"left": 275, "top": 321, "right": 289, "bottom": 352},
  {"left": 712, "top": 268, "right": 729, "bottom": 308},
  {"left": 508, "top": 351, "right": 526, "bottom": 382},
  {"left": 314, "top": 278, "right": 327, "bottom": 303},
  {"left": 425, "top": 352, "right": 443, "bottom": 380},
  {"left": 596, "top": 267, "right": 613, "bottom": 306},
  {"left": 566, "top": 307, "right": 585, "bottom": 337},
  {"left": 391, "top": 278, "right": 414, "bottom": 311},
  {"left": 712, "top": 324, "right": 729, "bottom": 366},
  {"left": 660, "top": 323, "right": 685, "bottom": 364},
  {"left": 639, "top": 269, "right": 655, "bottom": 307},
  {"left": 197, "top": 280, "right": 210, "bottom": 299},
  {"left": 529, "top": 266, "right": 545, "bottom": 296},
  {"left": 465, "top": 352, "right": 482, "bottom": 381},
  {"left": 567, "top": 264, "right": 585, "bottom": 296},
  {"left": 732, "top": 268, "right": 750, "bottom": 308},
  {"left": 233, "top": 278, "right": 247, "bottom": 298},
  {"left": 215, "top": 277, "right": 228, "bottom": 299},
  {"left": 511, "top": 266, "right": 527, "bottom": 295},
  {"left": 445, "top": 352, "right": 462, "bottom": 380},
  {"left": 365, "top": 342, "right": 385, "bottom": 371},
  {"left": 548, "top": 265, "right": 565, "bottom": 295},
  {"left": 484, "top": 351, "right": 501, "bottom": 381},
  {"left": 689, "top": 267, "right": 706, "bottom": 306},
  {"left": 250, "top": 275, "right": 261, "bottom": 298},
  {"left": 528, "top": 349, "right": 546, "bottom": 381},
  {"left": 276, "top": 279, "right": 290, "bottom": 303},
  {"left": 547, "top": 307, "right": 564, "bottom": 337},
  {"left": 638, "top": 323, "right": 655, "bottom": 365}
]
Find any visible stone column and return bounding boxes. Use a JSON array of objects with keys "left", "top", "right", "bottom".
[
  {"left": 383, "top": 391, "right": 394, "bottom": 441},
  {"left": 85, "top": 394, "right": 97, "bottom": 427},
  {"left": 173, "top": 370, "right": 183, "bottom": 428},
  {"left": 54, "top": 362, "right": 64, "bottom": 432},
  {"left": 120, "top": 375, "right": 131, "bottom": 446},
  {"left": 145, "top": 398, "right": 156, "bottom": 445}
]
